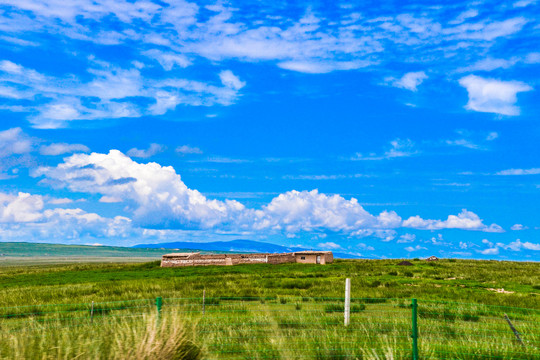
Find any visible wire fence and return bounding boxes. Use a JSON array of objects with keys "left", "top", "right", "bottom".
[{"left": 0, "top": 295, "right": 539, "bottom": 359}]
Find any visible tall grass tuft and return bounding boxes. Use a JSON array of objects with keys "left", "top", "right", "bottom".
[{"left": 0, "top": 312, "right": 201, "bottom": 360}]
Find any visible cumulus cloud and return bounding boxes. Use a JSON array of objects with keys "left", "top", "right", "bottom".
[
  {"left": 127, "top": 143, "right": 165, "bottom": 158},
  {"left": 403, "top": 209, "right": 503, "bottom": 232},
  {"left": 459, "top": 75, "right": 532, "bottom": 116},
  {"left": 387, "top": 71, "right": 428, "bottom": 91},
  {"left": 39, "top": 143, "right": 90, "bottom": 155},
  {"left": 0, "top": 191, "right": 132, "bottom": 241},
  {"left": 33, "top": 150, "right": 504, "bottom": 236},
  {"left": 0, "top": 192, "right": 44, "bottom": 222}
]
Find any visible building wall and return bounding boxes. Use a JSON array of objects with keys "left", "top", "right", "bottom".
[{"left": 161, "top": 252, "right": 330, "bottom": 267}]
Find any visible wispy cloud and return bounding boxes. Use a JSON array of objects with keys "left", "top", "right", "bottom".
[
  {"left": 495, "top": 168, "right": 540, "bottom": 175},
  {"left": 127, "top": 143, "right": 165, "bottom": 159},
  {"left": 0, "top": 60, "right": 246, "bottom": 128},
  {"left": 176, "top": 145, "right": 203, "bottom": 155},
  {"left": 39, "top": 143, "right": 89, "bottom": 156},
  {"left": 352, "top": 139, "right": 418, "bottom": 161}
]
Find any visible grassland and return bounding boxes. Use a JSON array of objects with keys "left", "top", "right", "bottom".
[
  {"left": 0, "top": 258, "right": 538, "bottom": 359},
  {"left": 0, "top": 242, "right": 225, "bottom": 266}
]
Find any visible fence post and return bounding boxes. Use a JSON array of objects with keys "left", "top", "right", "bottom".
[
  {"left": 203, "top": 289, "right": 206, "bottom": 315},
  {"left": 504, "top": 314, "right": 525, "bottom": 346},
  {"left": 411, "top": 298, "right": 419, "bottom": 360},
  {"left": 90, "top": 301, "right": 94, "bottom": 323},
  {"left": 344, "top": 278, "right": 351, "bottom": 326},
  {"left": 156, "top": 297, "right": 162, "bottom": 316}
]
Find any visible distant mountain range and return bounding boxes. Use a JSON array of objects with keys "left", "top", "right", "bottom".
[{"left": 133, "top": 239, "right": 361, "bottom": 259}]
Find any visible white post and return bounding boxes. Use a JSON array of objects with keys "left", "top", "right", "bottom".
[
  {"left": 90, "top": 301, "right": 94, "bottom": 323},
  {"left": 344, "top": 278, "right": 351, "bottom": 326},
  {"left": 202, "top": 289, "right": 206, "bottom": 315}
]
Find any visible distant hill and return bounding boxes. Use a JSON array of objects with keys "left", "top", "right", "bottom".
[
  {"left": 133, "top": 239, "right": 361, "bottom": 259},
  {"left": 0, "top": 242, "right": 219, "bottom": 258}
]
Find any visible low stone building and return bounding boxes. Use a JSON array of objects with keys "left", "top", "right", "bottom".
[
  {"left": 293, "top": 251, "right": 333, "bottom": 265},
  {"left": 161, "top": 251, "right": 333, "bottom": 267}
]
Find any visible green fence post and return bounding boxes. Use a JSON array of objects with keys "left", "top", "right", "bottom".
[
  {"left": 411, "top": 298, "right": 419, "bottom": 360},
  {"left": 156, "top": 297, "right": 163, "bottom": 316}
]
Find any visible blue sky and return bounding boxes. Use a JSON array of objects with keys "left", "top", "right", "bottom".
[{"left": 0, "top": 0, "right": 539, "bottom": 260}]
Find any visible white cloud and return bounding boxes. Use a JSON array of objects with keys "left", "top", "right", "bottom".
[
  {"left": 33, "top": 150, "right": 504, "bottom": 237},
  {"left": 495, "top": 168, "right": 540, "bottom": 175},
  {"left": 0, "top": 127, "right": 36, "bottom": 177},
  {"left": 510, "top": 224, "right": 528, "bottom": 230},
  {"left": 317, "top": 242, "right": 342, "bottom": 249},
  {"left": 387, "top": 71, "right": 428, "bottom": 91},
  {"left": 445, "top": 139, "right": 482, "bottom": 150},
  {"left": 486, "top": 132, "right": 498, "bottom": 141},
  {"left": 405, "top": 245, "right": 427, "bottom": 252},
  {"left": 48, "top": 197, "right": 73, "bottom": 205},
  {"left": 99, "top": 196, "right": 123, "bottom": 203},
  {"left": 0, "top": 192, "right": 44, "bottom": 222},
  {"left": 459, "top": 75, "right": 532, "bottom": 116},
  {"left": 219, "top": 70, "right": 245, "bottom": 90},
  {"left": 0, "top": 127, "right": 33, "bottom": 157},
  {"left": 458, "top": 57, "right": 519, "bottom": 73},
  {"left": 445, "top": 17, "right": 528, "bottom": 41},
  {"left": 397, "top": 233, "right": 416, "bottom": 243},
  {"left": 0, "top": 190, "right": 134, "bottom": 241},
  {"left": 176, "top": 145, "right": 203, "bottom": 155},
  {"left": 478, "top": 247, "right": 499, "bottom": 255},
  {"left": 352, "top": 138, "right": 418, "bottom": 160},
  {"left": 142, "top": 49, "right": 191, "bottom": 70},
  {"left": 522, "top": 241, "right": 540, "bottom": 251},
  {"left": 282, "top": 174, "right": 367, "bottom": 180},
  {"left": 403, "top": 209, "right": 503, "bottom": 232},
  {"left": 0, "top": 61, "right": 245, "bottom": 128},
  {"left": 496, "top": 239, "right": 540, "bottom": 251},
  {"left": 127, "top": 143, "right": 165, "bottom": 158},
  {"left": 513, "top": 0, "right": 536, "bottom": 7},
  {"left": 449, "top": 9, "right": 478, "bottom": 25},
  {"left": 277, "top": 60, "right": 371, "bottom": 74},
  {"left": 39, "top": 143, "right": 89, "bottom": 156}
]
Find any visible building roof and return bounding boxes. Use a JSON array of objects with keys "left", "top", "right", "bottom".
[
  {"left": 293, "top": 251, "right": 332, "bottom": 255},
  {"left": 163, "top": 252, "right": 200, "bottom": 257}
]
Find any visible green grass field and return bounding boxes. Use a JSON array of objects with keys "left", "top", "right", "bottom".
[{"left": 0, "top": 252, "right": 538, "bottom": 359}]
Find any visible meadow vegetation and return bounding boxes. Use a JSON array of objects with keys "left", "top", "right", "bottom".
[{"left": 0, "top": 258, "right": 538, "bottom": 359}]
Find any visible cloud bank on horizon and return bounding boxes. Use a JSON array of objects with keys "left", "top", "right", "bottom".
[{"left": 0, "top": 0, "right": 539, "bottom": 260}]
